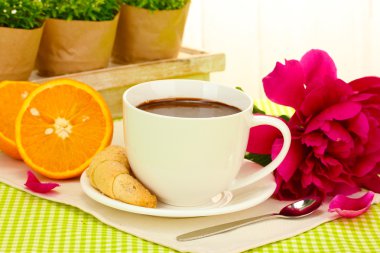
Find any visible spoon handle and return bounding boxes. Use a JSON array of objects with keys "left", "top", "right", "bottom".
[{"left": 177, "top": 213, "right": 279, "bottom": 241}]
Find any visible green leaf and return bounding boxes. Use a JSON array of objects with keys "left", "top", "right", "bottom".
[
  {"left": 279, "top": 114, "right": 290, "bottom": 121},
  {"left": 121, "top": 0, "right": 189, "bottom": 10},
  {"left": 0, "top": 0, "right": 44, "bottom": 29},
  {"left": 252, "top": 105, "right": 266, "bottom": 115},
  {"left": 245, "top": 152, "right": 272, "bottom": 167},
  {"left": 41, "top": 0, "right": 120, "bottom": 21}
]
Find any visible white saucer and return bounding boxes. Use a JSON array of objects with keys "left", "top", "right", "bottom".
[{"left": 80, "top": 159, "right": 276, "bottom": 218}]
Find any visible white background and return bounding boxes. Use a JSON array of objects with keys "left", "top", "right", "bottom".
[{"left": 182, "top": 0, "right": 380, "bottom": 99}]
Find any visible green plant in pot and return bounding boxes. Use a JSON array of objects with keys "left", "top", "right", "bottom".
[
  {"left": 37, "top": 0, "right": 120, "bottom": 76},
  {"left": 112, "top": 0, "right": 190, "bottom": 64},
  {"left": 0, "top": 0, "right": 44, "bottom": 80}
]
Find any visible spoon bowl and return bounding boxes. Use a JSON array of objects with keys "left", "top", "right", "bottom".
[
  {"left": 279, "top": 197, "right": 322, "bottom": 217},
  {"left": 177, "top": 197, "right": 323, "bottom": 241}
]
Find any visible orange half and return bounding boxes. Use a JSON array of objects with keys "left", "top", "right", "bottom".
[
  {"left": 15, "top": 79, "right": 113, "bottom": 179},
  {"left": 0, "top": 81, "right": 39, "bottom": 159}
]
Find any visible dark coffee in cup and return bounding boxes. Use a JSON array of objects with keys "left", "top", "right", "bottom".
[{"left": 137, "top": 98, "right": 241, "bottom": 118}]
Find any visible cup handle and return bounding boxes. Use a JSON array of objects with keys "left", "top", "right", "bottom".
[{"left": 228, "top": 115, "right": 291, "bottom": 191}]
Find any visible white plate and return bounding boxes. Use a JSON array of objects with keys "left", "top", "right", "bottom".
[{"left": 80, "top": 159, "right": 276, "bottom": 218}]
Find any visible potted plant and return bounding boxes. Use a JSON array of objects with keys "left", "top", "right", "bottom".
[
  {"left": 37, "top": 0, "right": 120, "bottom": 76},
  {"left": 0, "top": 0, "right": 44, "bottom": 80},
  {"left": 112, "top": 0, "right": 190, "bottom": 64}
]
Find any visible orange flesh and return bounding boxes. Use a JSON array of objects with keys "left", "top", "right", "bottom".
[
  {"left": 15, "top": 79, "right": 113, "bottom": 179},
  {"left": 0, "top": 81, "right": 38, "bottom": 159}
]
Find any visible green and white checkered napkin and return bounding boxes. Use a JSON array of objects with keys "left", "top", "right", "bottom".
[{"left": 1, "top": 101, "right": 379, "bottom": 253}]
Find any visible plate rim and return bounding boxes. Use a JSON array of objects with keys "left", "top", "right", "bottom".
[{"left": 80, "top": 160, "right": 276, "bottom": 218}]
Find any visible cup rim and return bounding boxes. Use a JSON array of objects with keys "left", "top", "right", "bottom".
[{"left": 123, "top": 79, "right": 254, "bottom": 120}]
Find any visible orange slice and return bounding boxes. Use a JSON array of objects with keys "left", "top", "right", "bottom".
[
  {"left": 15, "top": 79, "right": 113, "bottom": 179},
  {"left": 0, "top": 81, "right": 39, "bottom": 159}
]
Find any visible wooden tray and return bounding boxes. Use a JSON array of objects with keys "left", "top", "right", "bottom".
[{"left": 30, "top": 48, "right": 225, "bottom": 118}]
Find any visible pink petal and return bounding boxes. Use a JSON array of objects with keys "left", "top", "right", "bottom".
[
  {"left": 246, "top": 119, "right": 281, "bottom": 154},
  {"left": 326, "top": 139, "right": 354, "bottom": 159},
  {"left": 272, "top": 139, "right": 305, "bottom": 181},
  {"left": 300, "top": 79, "right": 353, "bottom": 116},
  {"left": 274, "top": 171, "right": 304, "bottom": 200},
  {"left": 332, "top": 182, "right": 361, "bottom": 196},
  {"left": 353, "top": 156, "right": 379, "bottom": 177},
  {"left": 321, "top": 122, "right": 354, "bottom": 159},
  {"left": 300, "top": 49, "right": 337, "bottom": 89},
  {"left": 349, "top": 76, "right": 380, "bottom": 92},
  {"left": 328, "top": 191, "right": 375, "bottom": 218},
  {"left": 263, "top": 60, "right": 305, "bottom": 110},
  {"left": 321, "top": 121, "right": 352, "bottom": 143},
  {"left": 302, "top": 132, "right": 328, "bottom": 156},
  {"left": 347, "top": 112, "right": 369, "bottom": 141},
  {"left": 305, "top": 101, "right": 362, "bottom": 133},
  {"left": 319, "top": 156, "right": 343, "bottom": 178},
  {"left": 311, "top": 173, "right": 334, "bottom": 193},
  {"left": 365, "top": 127, "right": 380, "bottom": 154},
  {"left": 300, "top": 154, "right": 317, "bottom": 188},
  {"left": 350, "top": 93, "right": 376, "bottom": 102},
  {"left": 358, "top": 173, "right": 380, "bottom": 193},
  {"left": 24, "top": 171, "right": 60, "bottom": 193}
]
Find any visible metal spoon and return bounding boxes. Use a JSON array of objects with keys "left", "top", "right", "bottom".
[{"left": 177, "top": 197, "right": 322, "bottom": 241}]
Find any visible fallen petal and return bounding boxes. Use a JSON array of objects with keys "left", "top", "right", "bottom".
[
  {"left": 24, "top": 171, "right": 60, "bottom": 193},
  {"left": 328, "top": 191, "right": 375, "bottom": 218}
]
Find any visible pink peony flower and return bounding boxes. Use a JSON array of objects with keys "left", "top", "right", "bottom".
[{"left": 248, "top": 49, "right": 380, "bottom": 200}]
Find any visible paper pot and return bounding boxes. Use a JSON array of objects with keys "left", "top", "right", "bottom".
[
  {"left": 37, "top": 14, "right": 119, "bottom": 76},
  {"left": 112, "top": 1, "right": 190, "bottom": 64},
  {"left": 0, "top": 26, "right": 43, "bottom": 81}
]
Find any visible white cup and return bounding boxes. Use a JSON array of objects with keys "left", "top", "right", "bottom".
[{"left": 123, "top": 79, "right": 291, "bottom": 207}]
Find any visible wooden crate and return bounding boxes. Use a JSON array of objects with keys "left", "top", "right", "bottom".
[{"left": 30, "top": 48, "right": 225, "bottom": 118}]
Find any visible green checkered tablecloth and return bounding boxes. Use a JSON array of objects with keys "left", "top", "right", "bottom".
[
  {"left": 0, "top": 182, "right": 379, "bottom": 252},
  {"left": 1, "top": 100, "right": 379, "bottom": 252}
]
